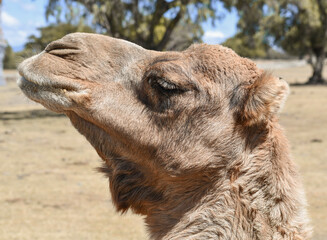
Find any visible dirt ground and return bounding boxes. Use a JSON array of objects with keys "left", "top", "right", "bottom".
[{"left": 0, "top": 64, "right": 326, "bottom": 240}]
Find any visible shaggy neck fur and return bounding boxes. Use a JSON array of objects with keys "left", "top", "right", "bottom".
[
  {"left": 68, "top": 112, "right": 310, "bottom": 240},
  {"left": 146, "top": 122, "right": 309, "bottom": 240}
]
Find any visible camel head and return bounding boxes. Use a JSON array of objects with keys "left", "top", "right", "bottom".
[{"left": 18, "top": 33, "right": 307, "bottom": 239}]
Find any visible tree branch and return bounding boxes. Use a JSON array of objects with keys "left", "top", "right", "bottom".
[
  {"left": 147, "top": 0, "right": 170, "bottom": 47},
  {"left": 156, "top": 8, "right": 184, "bottom": 51},
  {"left": 132, "top": 0, "right": 145, "bottom": 43},
  {"left": 132, "top": 0, "right": 139, "bottom": 27},
  {"left": 316, "top": 0, "right": 327, "bottom": 40}
]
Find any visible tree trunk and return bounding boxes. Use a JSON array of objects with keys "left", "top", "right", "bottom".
[{"left": 307, "top": 47, "right": 326, "bottom": 84}]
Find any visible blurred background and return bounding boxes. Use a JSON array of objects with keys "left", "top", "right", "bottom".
[{"left": 0, "top": 0, "right": 326, "bottom": 239}]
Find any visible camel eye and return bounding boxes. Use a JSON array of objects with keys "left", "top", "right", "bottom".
[
  {"left": 148, "top": 77, "right": 182, "bottom": 94},
  {"left": 156, "top": 78, "right": 178, "bottom": 90}
]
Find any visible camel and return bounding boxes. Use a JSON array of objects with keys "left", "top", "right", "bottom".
[{"left": 18, "top": 33, "right": 311, "bottom": 239}]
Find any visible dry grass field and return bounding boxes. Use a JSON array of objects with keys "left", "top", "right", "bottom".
[{"left": 1, "top": 63, "right": 326, "bottom": 240}]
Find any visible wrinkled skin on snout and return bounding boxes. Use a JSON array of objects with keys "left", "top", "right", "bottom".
[{"left": 18, "top": 33, "right": 311, "bottom": 240}]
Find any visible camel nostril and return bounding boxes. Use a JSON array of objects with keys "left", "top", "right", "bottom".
[{"left": 45, "top": 40, "right": 81, "bottom": 56}]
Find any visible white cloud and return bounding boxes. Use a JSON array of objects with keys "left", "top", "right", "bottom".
[
  {"left": 2, "top": 11, "right": 20, "bottom": 27},
  {"left": 3, "top": 28, "right": 34, "bottom": 49},
  {"left": 1, "top": 0, "right": 47, "bottom": 50},
  {"left": 204, "top": 31, "right": 225, "bottom": 39},
  {"left": 202, "top": 31, "right": 226, "bottom": 44}
]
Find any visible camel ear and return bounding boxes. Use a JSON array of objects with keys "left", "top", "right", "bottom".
[{"left": 241, "top": 73, "right": 289, "bottom": 125}]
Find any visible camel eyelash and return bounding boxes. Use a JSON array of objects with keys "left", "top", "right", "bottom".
[
  {"left": 148, "top": 77, "right": 182, "bottom": 93},
  {"left": 156, "top": 78, "right": 178, "bottom": 90}
]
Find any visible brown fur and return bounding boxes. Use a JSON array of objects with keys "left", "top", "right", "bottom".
[{"left": 18, "top": 33, "right": 311, "bottom": 239}]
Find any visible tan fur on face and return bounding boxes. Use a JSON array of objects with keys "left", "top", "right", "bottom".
[{"left": 18, "top": 33, "right": 311, "bottom": 239}]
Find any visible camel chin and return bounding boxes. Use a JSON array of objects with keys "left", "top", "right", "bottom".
[{"left": 17, "top": 76, "right": 70, "bottom": 112}]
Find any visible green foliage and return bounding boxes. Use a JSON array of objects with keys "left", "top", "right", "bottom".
[
  {"left": 45, "top": 0, "right": 232, "bottom": 50},
  {"left": 7, "top": 23, "right": 94, "bottom": 67},
  {"left": 221, "top": 0, "right": 268, "bottom": 58},
  {"left": 262, "top": 1, "right": 325, "bottom": 56},
  {"left": 24, "top": 23, "right": 94, "bottom": 55},
  {"left": 166, "top": 20, "right": 203, "bottom": 51},
  {"left": 223, "top": 33, "right": 269, "bottom": 58},
  {"left": 264, "top": 0, "right": 327, "bottom": 83},
  {"left": 229, "top": 0, "right": 327, "bottom": 83},
  {"left": 3, "top": 44, "right": 17, "bottom": 69}
]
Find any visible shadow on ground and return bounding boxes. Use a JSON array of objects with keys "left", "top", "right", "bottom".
[
  {"left": 290, "top": 82, "right": 327, "bottom": 86},
  {"left": 0, "top": 109, "right": 65, "bottom": 121}
]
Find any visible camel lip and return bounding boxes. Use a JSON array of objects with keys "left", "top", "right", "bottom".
[
  {"left": 17, "top": 76, "right": 90, "bottom": 113},
  {"left": 18, "top": 76, "right": 79, "bottom": 93}
]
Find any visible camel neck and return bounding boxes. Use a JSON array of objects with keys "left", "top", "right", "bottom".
[{"left": 145, "top": 125, "right": 307, "bottom": 239}]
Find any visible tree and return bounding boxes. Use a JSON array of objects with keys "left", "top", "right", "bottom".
[
  {"left": 227, "top": 0, "right": 327, "bottom": 84},
  {"left": 165, "top": 20, "right": 203, "bottom": 51},
  {"left": 3, "top": 44, "right": 17, "bottom": 69},
  {"left": 264, "top": 0, "right": 327, "bottom": 84},
  {"left": 13, "top": 23, "right": 94, "bottom": 65},
  {"left": 222, "top": 0, "right": 269, "bottom": 58},
  {"left": 223, "top": 32, "right": 269, "bottom": 58},
  {"left": 24, "top": 23, "right": 94, "bottom": 54},
  {"left": 45, "top": 0, "right": 234, "bottom": 51}
]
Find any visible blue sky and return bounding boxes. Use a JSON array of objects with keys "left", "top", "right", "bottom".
[{"left": 2, "top": 0, "right": 238, "bottom": 51}]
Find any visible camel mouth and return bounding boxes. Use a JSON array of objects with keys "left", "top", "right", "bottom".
[
  {"left": 17, "top": 57, "right": 86, "bottom": 96},
  {"left": 18, "top": 75, "right": 79, "bottom": 93},
  {"left": 17, "top": 75, "right": 84, "bottom": 102},
  {"left": 17, "top": 52, "right": 91, "bottom": 94},
  {"left": 17, "top": 76, "right": 89, "bottom": 113}
]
